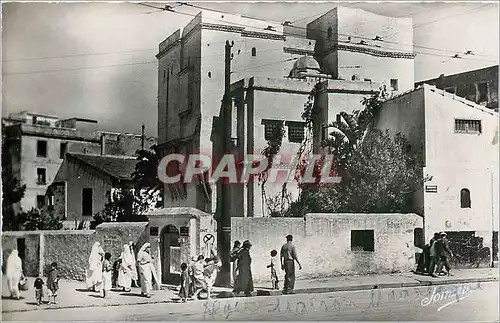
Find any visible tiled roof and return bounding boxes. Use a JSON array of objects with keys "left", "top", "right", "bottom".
[{"left": 68, "top": 153, "right": 138, "bottom": 181}]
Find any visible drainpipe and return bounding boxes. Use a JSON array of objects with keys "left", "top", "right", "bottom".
[
  {"left": 491, "top": 169, "right": 495, "bottom": 268},
  {"left": 100, "top": 133, "right": 105, "bottom": 155}
]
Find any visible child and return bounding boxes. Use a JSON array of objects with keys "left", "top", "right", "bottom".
[
  {"left": 46, "top": 262, "right": 60, "bottom": 304},
  {"left": 266, "top": 250, "right": 279, "bottom": 290},
  {"left": 34, "top": 276, "right": 45, "bottom": 305},
  {"left": 179, "top": 263, "right": 190, "bottom": 303},
  {"left": 203, "top": 257, "right": 221, "bottom": 299},
  {"left": 102, "top": 253, "right": 112, "bottom": 299}
]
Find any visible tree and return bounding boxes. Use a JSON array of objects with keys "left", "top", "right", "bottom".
[
  {"left": 91, "top": 146, "right": 164, "bottom": 229},
  {"left": 90, "top": 185, "right": 159, "bottom": 229},
  {"left": 285, "top": 129, "right": 428, "bottom": 216},
  {"left": 21, "top": 208, "right": 64, "bottom": 231}
]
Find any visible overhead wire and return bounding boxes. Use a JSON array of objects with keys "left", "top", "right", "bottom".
[
  {"left": 174, "top": 1, "right": 498, "bottom": 60},
  {"left": 5, "top": 2, "right": 497, "bottom": 75}
]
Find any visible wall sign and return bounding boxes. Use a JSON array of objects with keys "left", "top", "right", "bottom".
[
  {"left": 425, "top": 185, "right": 438, "bottom": 193},
  {"left": 180, "top": 226, "right": 189, "bottom": 236}
]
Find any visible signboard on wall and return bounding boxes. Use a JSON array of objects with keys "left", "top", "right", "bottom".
[
  {"left": 425, "top": 185, "right": 438, "bottom": 193},
  {"left": 149, "top": 227, "right": 159, "bottom": 236}
]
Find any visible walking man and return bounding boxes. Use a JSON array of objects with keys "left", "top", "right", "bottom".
[
  {"left": 435, "top": 232, "right": 454, "bottom": 276},
  {"left": 280, "top": 234, "right": 302, "bottom": 295}
]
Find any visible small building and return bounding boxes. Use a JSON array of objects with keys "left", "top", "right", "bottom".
[
  {"left": 415, "top": 65, "right": 499, "bottom": 112},
  {"left": 50, "top": 153, "right": 146, "bottom": 228},
  {"left": 375, "top": 84, "right": 499, "bottom": 263},
  {"left": 2, "top": 111, "right": 156, "bottom": 216}
]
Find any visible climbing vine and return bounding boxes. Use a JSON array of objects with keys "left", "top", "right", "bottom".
[{"left": 258, "top": 81, "right": 323, "bottom": 216}]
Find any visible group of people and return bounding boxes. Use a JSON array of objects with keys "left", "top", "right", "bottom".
[
  {"left": 178, "top": 254, "right": 222, "bottom": 302},
  {"left": 417, "top": 231, "right": 454, "bottom": 277},
  {"left": 86, "top": 241, "right": 159, "bottom": 298},
  {"left": 229, "top": 234, "right": 302, "bottom": 296},
  {"left": 4, "top": 235, "right": 303, "bottom": 304},
  {"left": 5, "top": 249, "right": 60, "bottom": 305}
]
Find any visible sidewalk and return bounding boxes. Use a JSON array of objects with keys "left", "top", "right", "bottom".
[{"left": 2, "top": 268, "right": 498, "bottom": 313}]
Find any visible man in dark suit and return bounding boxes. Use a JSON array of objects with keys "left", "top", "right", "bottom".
[{"left": 435, "top": 232, "right": 454, "bottom": 276}]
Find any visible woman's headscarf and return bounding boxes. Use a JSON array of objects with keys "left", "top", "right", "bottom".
[
  {"left": 6, "top": 249, "right": 22, "bottom": 278},
  {"left": 88, "top": 242, "right": 103, "bottom": 270},
  {"left": 120, "top": 244, "right": 134, "bottom": 267},
  {"left": 242, "top": 240, "right": 252, "bottom": 250},
  {"left": 137, "top": 242, "right": 150, "bottom": 256}
]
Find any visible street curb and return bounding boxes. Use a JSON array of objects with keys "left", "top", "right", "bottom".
[
  {"left": 2, "top": 298, "right": 178, "bottom": 314},
  {"left": 250, "top": 277, "right": 498, "bottom": 297},
  {"left": 3, "top": 277, "right": 498, "bottom": 314}
]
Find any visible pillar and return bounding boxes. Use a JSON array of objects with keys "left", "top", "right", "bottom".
[{"left": 39, "top": 233, "right": 45, "bottom": 277}]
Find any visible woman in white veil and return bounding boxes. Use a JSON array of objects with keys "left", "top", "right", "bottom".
[
  {"left": 128, "top": 242, "right": 138, "bottom": 287},
  {"left": 6, "top": 249, "right": 24, "bottom": 299},
  {"left": 86, "top": 242, "right": 104, "bottom": 291},
  {"left": 136, "top": 242, "right": 159, "bottom": 298},
  {"left": 117, "top": 244, "right": 134, "bottom": 292}
]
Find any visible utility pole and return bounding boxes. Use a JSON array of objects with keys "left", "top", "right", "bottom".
[
  {"left": 217, "top": 40, "right": 233, "bottom": 287},
  {"left": 141, "top": 123, "right": 145, "bottom": 151}
]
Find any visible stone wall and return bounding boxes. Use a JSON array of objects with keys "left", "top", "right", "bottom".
[
  {"left": 2, "top": 232, "right": 40, "bottom": 276},
  {"left": 231, "top": 213, "right": 422, "bottom": 283},
  {"left": 2, "top": 222, "right": 148, "bottom": 281}
]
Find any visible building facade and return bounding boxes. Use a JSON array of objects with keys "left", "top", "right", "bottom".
[
  {"left": 157, "top": 6, "right": 415, "bottom": 214},
  {"left": 212, "top": 56, "right": 380, "bottom": 218},
  {"left": 156, "top": 10, "right": 317, "bottom": 213},
  {"left": 415, "top": 65, "right": 499, "bottom": 112},
  {"left": 2, "top": 111, "right": 156, "bottom": 215},
  {"left": 307, "top": 6, "right": 415, "bottom": 92},
  {"left": 375, "top": 84, "right": 499, "bottom": 262}
]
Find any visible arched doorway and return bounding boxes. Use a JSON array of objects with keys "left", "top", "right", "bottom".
[{"left": 160, "top": 224, "right": 181, "bottom": 284}]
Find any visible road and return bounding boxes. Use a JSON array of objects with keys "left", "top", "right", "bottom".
[{"left": 3, "top": 282, "right": 498, "bottom": 321}]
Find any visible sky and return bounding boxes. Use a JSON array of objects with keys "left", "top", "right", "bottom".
[{"left": 2, "top": 1, "right": 499, "bottom": 137}]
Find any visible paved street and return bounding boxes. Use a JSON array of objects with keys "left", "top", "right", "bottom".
[{"left": 3, "top": 282, "right": 498, "bottom": 321}]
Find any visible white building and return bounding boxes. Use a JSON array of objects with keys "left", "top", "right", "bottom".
[{"left": 375, "top": 84, "right": 499, "bottom": 255}]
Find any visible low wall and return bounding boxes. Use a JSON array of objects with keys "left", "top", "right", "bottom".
[
  {"left": 2, "top": 222, "right": 148, "bottom": 281},
  {"left": 231, "top": 213, "right": 423, "bottom": 283}
]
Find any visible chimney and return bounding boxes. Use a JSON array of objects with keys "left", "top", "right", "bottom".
[{"left": 100, "top": 133, "right": 106, "bottom": 155}]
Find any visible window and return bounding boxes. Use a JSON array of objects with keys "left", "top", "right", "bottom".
[
  {"left": 82, "top": 188, "right": 93, "bottom": 216},
  {"left": 460, "top": 188, "right": 471, "bottom": 208},
  {"left": 455, "top": 119, "right": 482, "bottom": 134},
  {"left": 37, "top": 168, "right": 46, "bottom": 184},
  {"left": 444, "top": 86, "right": 456, "bottom": 94},
  {"left": 32, "top": 116, "right": 38, "bottom": 124},
  {"left": 163, "top": 69, "right": 166, "bottom": 82},
  {"left": 327, "top": 27, "right": 333, "bottom": 39},
  {"left": 364, "top": 78, "right": 372, "bottom": 82},
  {"left": 47, "top": 193, "right": 54, "bottom": 211},
  {"left": 60, "top": 142, "right": 68, "bottom": 159},
  {"left": 262, "top": 119, "right": 283, "bottom": 141},
  {"left": 390, "top": 79, "right": 399, "bottom": 91},
  {"left": 37, "top": 140, "right": 47, "bottom": 157},
  {"left": 351, "top": 230, "right": 375, "bottom": 252},
  {"left": 477, "top": 81, "right": 488, "bottom": 103},
  {"left": 208, "top": 71, "right": 212, "bottom": 78},
  {"left": 251, "top": 47, "right": 256, "bottom": 57},
  {"left": 36, "top": 195, "right": 45, "bottom": 209},
  {"left": 286, "top": 121, "right": 306, "bottom": 143}
]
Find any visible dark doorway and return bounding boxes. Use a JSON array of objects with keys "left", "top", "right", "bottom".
[
  {"left": 160, "top": 225, "right": 181, "bottom": 285},
  {"left": 17, "top": 238, "right": 26, "bottom": 261}
]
